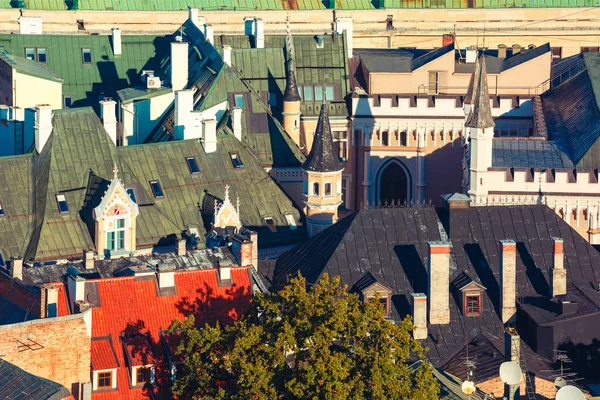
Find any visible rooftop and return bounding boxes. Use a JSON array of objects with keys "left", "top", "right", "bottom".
[
  {"left": 0, "top": 358, "right": 71, "bottom": 400},
  {"left": 0, "top": 48, "right": 62, "bottom": 82}
]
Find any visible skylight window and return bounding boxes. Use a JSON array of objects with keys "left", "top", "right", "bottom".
[
  {"left": 150, "top": 181, "right": 164, "bottom": 199},
  {"left": 186, "top": 157, "right": 200, "bottom": 174},
  {"left": 126, "top": 188, "right": 137, "bottom": 203},
  {"left": 0, "top": 202, "right": 4, "bottom": 217},
  {"left": 56, "top": 194, "right": 69, "bottom": 213},
  {"left": 230, "top": 152, "right": 244, "bottom": 168},
  {"left": 264, "top": 217, "right": 277, "bottom": 233},
  {"left": 25, "top": 48, "right": 35, "bottom": 61},
  {"left": 37, "top": 48, "right": 47, "bottom": 63},
  {"left": 234, "top": 94, "right": 245, "bottom": 109},
  {"left": 82, "top": 48, "right": 92, "bottom": 64},
  {"left": 285, "top": 214, "right": 297, "bottom": 230}
]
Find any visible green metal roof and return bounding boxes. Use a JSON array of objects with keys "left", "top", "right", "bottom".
[
  {"left": 1, "top": 0, "right": 597, "bottom": 10},
  {"left": 0, "top": 33, "right": 170, "bottom": 108},
  {"left": 0, "top": 48, "right": 63, "bottom": 82}
]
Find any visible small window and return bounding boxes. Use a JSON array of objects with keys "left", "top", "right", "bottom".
[
  {"left": 325, "top": 85, "right": 334, "bottom": 101},
  {"left": 37, "top": 48, "right": 47, "bottom": 63},
  {"left": 465, "top": 295, "right": 481, "bottom": 316},
  {"left": 230, "top": 152, "right": 244, "bottom": 168},
  {"left": 64, "top": 96, "right": 72, "bottom": 108},
  {"left": 126, "top": 188, "right": 137, "bottom": 203},
  {"left": 324, "top": 182, "right": 332, "bottom": 196},
  {"left": 312, "top": 182, "right": 319, "bottom": 196},
  {"left": 98, "top": 371, "right": 112, "bottom": 389},
  {"left": 379, "top": 297, "right": 389, "bottom": 317},
  {"left": 25, "top": 48, "right": 35, "bottom": 61},
  {"left": 268, "top": 93, "right": 277, "bottom": 106},
  {"left": 186, "top": 156, "right": 200, "bottom": 174},
  {"left": 298, "top": 86, "right": 303, "bottom": 100},
  {"left": 264, "top": 217, "right": 277, "bottom": 233},
  {"left": 150, "top": 180, "right": 164, "bottom": 199},
  {"left": 381, "top": 131, "right": 389, "bottom": 146},
  {"left": 315, "top": 87, "right": 323, "bottom": 102},
  {"left": 581, "top": 47, "right": 600, "bottom": 53},
  {"left": 82, "top": 48, "right": 92, "bottom": 64},
  {"left": 56, "top": 194, "right": 69, "bottom": 213},
  {"left": 341, "top": 179, "right": 348, "bottom": 209},
  {"left": 428, "top": 71, "right": 439, "bottom": 95},
  {"left": 400, "top": 131, "right": 407, "bottom": 146},
  {"left": 0, "top": 202, "right": 4, "bottom": 217},
  {"left": 285, "top": 214, "right": 297, "bottom": 230},
  {"left": 234, "top": 94, "right": 245, "bottom": 109},
  {"left": 136, "top": 367, "right": 151, "bottom": 385},
  {"left": 303, "top": 86, "right": 313, "bottom": 101}
]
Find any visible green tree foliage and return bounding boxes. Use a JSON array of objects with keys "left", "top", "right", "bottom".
[{"left": 168, "top": 274, "right": 439, "bottom": 400}]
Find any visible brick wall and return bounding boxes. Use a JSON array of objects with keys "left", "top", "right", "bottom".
[
  {"left": 0, "top": 314, "right": 91, "bottom": 395},
  {"left": 477, "top": 375, "right": 559, "bottom": 399},
  {"left": 0, "top": 272, "right": 41, "bottom": 317}
]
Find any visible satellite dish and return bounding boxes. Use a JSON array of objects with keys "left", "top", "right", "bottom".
[
  {"left": 556, "top": 385, "right": 585, "bottom": 400},
  {"left": 499, "top": 362, "right": 522, "bottom": 386},
  {"left": 461, "top": 380, "right": 476, "bottom": 395},
  {"left": 554, "top": 377, "right": 567, "bottom": 389}
]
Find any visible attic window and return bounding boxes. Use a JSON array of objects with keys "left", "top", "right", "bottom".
[
  {"left": 126, "top": 188, "right": 137, "bottom": 203},
  {"left": 64, "top": 96, "right": 72, "bottom": 108},
  {"left": 97, "top": 371, "right": 112, "bottom": 389},
  {"left": 230, "top": 152, "right": 244, "bottom": 168},
  {"left": 135, "top": 366, "right": 152, "bottom": 385},
  {"left": 150, "top": 180, "right": 164, "bottom": 199},
  {"left": 234, "top": 94, "right": 245, "bottom": 109},
  {"left": 0, "top": 202, "right": 4, "bottom": 217},
  {"left": 465, "top": 295, "right": 481, "bottom": 316},
  {"left": 82, "top": 48, "right": 92, "bottom": 64},
  {"left": 285, "top": 214, "right": 297, "bottom": 230},
  {"left": 264, "top": 217, "right": 277, "bottom": 233},
  {"left": 37, "top": 48, "right": 47, "bottom": 63},
  {"left": 25, "top": 48, "right": 35, "bottom": 61},
  {"left": 186, "top": 156, "right": 200, "bottom": 174},
  {"left": 56, "top": 194, "right": 69, "bottom": 213}
]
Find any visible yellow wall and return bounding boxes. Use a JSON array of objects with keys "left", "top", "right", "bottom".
[{"left": 14, "top": 72, "right": 62, "bottom": 110}]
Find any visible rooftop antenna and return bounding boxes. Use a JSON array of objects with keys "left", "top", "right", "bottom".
[{"left": 499, "top": 361, "right": 522, "bottom": 400}]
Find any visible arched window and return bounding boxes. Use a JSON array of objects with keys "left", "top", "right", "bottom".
[
  {"left": 325, "top": 183, "right": 332, "bottom": 196},
  {"left": 381, "top": 131, "right": 389, "bottom": 146},
  {"left": 313, "top": 182, "right": 319, "bottom": 196}
]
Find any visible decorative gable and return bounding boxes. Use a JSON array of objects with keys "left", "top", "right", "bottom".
[
  {"left": 353, "top": 272, "right": 393, "bottom": 318},
  {"left": 213, "top": 185, "right": 241, "bottom": 229},
  {"left": 452, "top": 272, "right": 486, "bottom": 317}
]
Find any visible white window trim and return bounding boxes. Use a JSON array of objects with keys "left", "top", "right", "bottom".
[
  {"left": 285, "top": 214, "right": 297, "bottom": 230},
  {"left": 311, "top": 181, "right": 319, "bottom": 196},
  {"left": 324, "top": 182, "right": 334, "bottom": 197},
  {"left": 93, "top": 369, "right": 117, "bottom": 391},
  {"left": 105, "top": 215, "right": 128, "bottom": 252},
  {"left": 131, "top": 364, "right": 155, "bottom": 387}
]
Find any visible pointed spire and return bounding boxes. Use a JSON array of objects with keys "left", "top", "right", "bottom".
[
  {"left": 283, "top": 15, "right": 301, "bottom": 102},
  {"left": 465, "top": 53, "right": 495, "bottom": 129},
  {"left": 302, "top": 85, "right": 343, "bottom": 173}
]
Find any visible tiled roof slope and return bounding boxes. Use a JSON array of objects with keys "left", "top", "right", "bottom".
[
  {"left": 492, "top": 139, "right": 573, "bottom": 168},
  {"left": 263, "top": 205, "right": 600, "bottom": 377},
  {"left": 89, "top": 267, "right": 252, "bottom": 400},
  {"left": 455, "top": 44, "right": 551, "bottom": 74},
  {"left": 221, "top": 33, "right": 351, "bottom": 119},
  {"left": 1, "top": 0, "right": 596, "bottom": 10},
  {"left": 0, "top": 107, "right": 304, "bottom": 262},
  {"left": 0, "top": 34, "right": 170, "bottom": 108},
  {"left": 541, "top": 53, "right": 600, "bottom": 168},
  {"left": 0, "top": 48, "right": 62, "bottom": 82},
  {"left": 0, "top": 358, "right": 71, "bottom": 400}
]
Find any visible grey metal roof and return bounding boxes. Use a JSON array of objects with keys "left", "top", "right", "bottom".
[
  {"left": 491, "top": 139, "right": 573, "bottom": 168},
  {"left": 355, "top": 44, "right": 454, "bottom": 73},
  {"left": 0, "top": 294, "right": 35, "bottom": 325},
  {"left": 302, "top": 98, "right": 343, "bottom": 173},
  {"left": 455, "top": 43, "right": 551, "bottom": 74},
  {"left": 465, "top": 54, "right": 495, "bottom": 129},
  {"left": 0, "top": 358, "right": 70, "bottom": 400}
]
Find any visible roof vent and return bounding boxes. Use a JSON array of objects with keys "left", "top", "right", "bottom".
[{"left": 315, "top": 34, "right": 324, "bottom": 49}]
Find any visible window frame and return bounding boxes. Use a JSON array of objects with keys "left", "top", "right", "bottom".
[
  {"left": 229, "top": 152, "right": 244, "bottom": 168},
  {"left": 264, "top": 217, "right": 277, "bottom": 233},
  {"left": 64, "top": 96, "right": 72, "bottom": 108},
  {"left": 324, "top": 182, "right": 333, "bottom": 197},
  {"left": 106, "top": 218, "right": 126, "bottom": 251},
  {"left": 428, "top": 71, "right": 439, "bottom": 95},
  {"left": 135, "top": 366, "right": 152, "bottom": 386},
  {"left": 303, "top": 86, "right": 313, "bottom": 101},
  {"left": 97, "top": 371, "right": 112, "bottom": 389},
  {"left": 36, "top": 48, "right": 47, "bottom": 63},
  {"left": 149, "top": 180, "right": 165, "bottom": 199},
  {"left": 185, "top": 156, "right": 200, "bottom": 174},
  {"left": 333, "top": 130, "right": 348, "bottom": 161},
  {"left": 340, "top": 178, "right": 348, "bottom": 209},
  {"left": 381, "top": 130, "right": 389, "bottom": 146},
  {"left": 82, "top": 48, "right": 93, "bottom": 64},
  {"left": 24, "top": 47, "right": 35, "bottom": 61},
  {"left": 234, "top": 94, "right": 246, "bottom": 109},
  {"left": 56, "top": 194, "right": 69, "bottom": 214},
  {"left": 312, "top": 182, "right": 319, "bottom": 196},
  {"left": 464, "top": 294, "right": 481, "bottom": 316}
]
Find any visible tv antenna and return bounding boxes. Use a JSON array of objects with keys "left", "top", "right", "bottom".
[{"left": 541, "top": 350, "right": 583, "bottom": 388}]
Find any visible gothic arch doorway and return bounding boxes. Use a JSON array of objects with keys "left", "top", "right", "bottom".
[{"left": 377, "top": 159, "right": 411, "bottom": 206}]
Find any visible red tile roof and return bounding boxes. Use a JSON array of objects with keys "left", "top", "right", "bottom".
[
  {"left": 51, "top": 282, "right": 70, "bottom": 317},
  {"left": 91, "top": 338, "right": 119, "bottom": 370},
  {"left": 90, "top": 267, "right": 252, "bottom": 400},
  {"left": 122, "top": 335, "right": 154, "bottom": 367}
]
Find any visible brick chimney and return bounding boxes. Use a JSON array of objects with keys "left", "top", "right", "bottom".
[
  {"left": 100, "top": 98, "right": 117, "bottom": 145},
  {"left": 177, "top": 239, "right": 186, "bottom": 256},
  {"left": 427, "top": 241, "right": 450, "bottom": 325},
  {"left": 10, "top": 258, "right": 23, "bottom": 280},
  {"left": 171, "top": 40, "right": 189, "bottom": 91},
  {"left": 232, "top": 107, "right": 243, "bottom": 141},
  {"left": 504, "top": 326, "right": 520, "bottom": 363},
  {"left": 250, "top": 231, "right": 258, "bottom": 267},
  {"left": 34, "top": 104, "right": 53, "bottom": 153},
  {"left": 111, "top": 28, "right": 121, "bottom": 56},
  {"left": 174, "top": 89, "right": 196, "bottom": 140},
  {"left": 158, "top": 263, "right": 176, "bottom": 290},
  {"left": 203, "top": 119, "right": 217, "bottom": 153},
  {"left": 411, "top": 293, "right": 428, "bottom": 340},
  {"left": 550, "top": 237, "right": 566, "bottom": 297},
  {"left": 232, "top": 236, "right": 253, "bottom": 267},
  {"left": 442, "top": 33, "right": 455, "bottom": 47},
  {"left": 499, "top": 240, "right": 517, "bottom": 324},
  {"left": 222, "top": 45, "right": 232, "bottom": 67},
  {"left": 442, "top": 193, "right": 470, "bottom": 239}
]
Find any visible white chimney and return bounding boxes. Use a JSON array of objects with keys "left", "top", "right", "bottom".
[
  {"left": 174, "top": 89, "right": 196, "bottom": 140},
  {"left": 84, "top": 250, "right": 95, "bottom": 270},
  {"left": 427, "top": 241, "right": 450, "bottom": 325},
  {"left": 466, "top": 46, "right": 477, "bottom": 63},
  {"left": 203, "top": 119, "right": 217, "bottom": 153},
  {"left": 411, "top": 293, "right": 428, "bottom": 340},
  {"left": 111, "top": 28, "right": 122, "bottom": 56},
  {"left": 158, "top": 263, "right": 176, "bottom": 290},
  {"left": 43, "top": 284, "right": 58, "bottom": 318},
  {"left": 232, "top": 107, "right": 243, "bottom": 141},
  {"left": 171, "top": 41, "right": 189, "bottom": 91},
  {"left": 67, "top": 270, "right": 85, "bottom": 313},
  {"left": 34, "top": 104, "right": 53, "bottom": 153},
  {"left": 188, "top": 7, "right": 199, "bottom": 26},
  {"left": 204, "top": 24, "right": 214, "bottom": 44},
  {"left": 222, "top": 45, "right": 232, "bottom": 67},
  {"left": 177, "top": 239, "right": 186, "bottom": 256},
  {"left": 253, "top": 18, "right": 265, "bottom": 49},
  {"left": 335, "top": 17, "right": 353, "bottom": 59},
  {"left": 550, "top": 237, "right": 566, "bottom": 297},
  {"left": 11, "top": 258, "right": 23, "bottom": 280},
  {"left": 219, "top": 260, "right": 232, "bottom": 282},
  {"left": 499, "top": 240, "right": 517, "bottom": 324},
  {"left": 100, "top": 98, "right": 117, "bottom": 145},
  {"left": 18, "top": 17, "right": 42, "bottom": 35}
]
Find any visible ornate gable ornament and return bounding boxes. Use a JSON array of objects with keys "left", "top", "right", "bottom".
[
  {"left": 92, "top": 164, "right": 139, "bottom": 221},
  {"left": 213, "top": 185, "right": 242, "bottom": 229}
]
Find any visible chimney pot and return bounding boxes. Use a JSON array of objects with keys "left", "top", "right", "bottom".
[
  {"left": 202, "top": 119, "right": 217, "bottom": 153},
  {"left": 84, "top": 250, "right": 95, "bottom": 270},
  {"left": 222, "top": 45, "right": 232, "bottom": 67},
  {"left": 171, "top": 41, "right": 189, "bottom": 92},
  {"left": 442, "top": 33, "right": 455, "bottom": 47},
  {"left": 411, "top": 293, "right": 428, "bottom": 340},
  {"left": 75, "top": 300, "right": 90, "bottom": 313},
  {"left": 427, "top": 241, "right": 451, "bottom": 325},
  {"left": 232, "top": 107, "right": 243, "bottom": 141},
  {"left": 512, "top": 44, "right": 521, "bottom": 55},
  {"left": 218, "top": 259, "right": 232, "bottom": 282},
  {"left": 111, "top": 28, "right": 121, "bottom": 56},
  {"left": 158, "top": 263, "right": 176, "bottom": 289},
  {"left": 499, "top": 240, "right": 517, "bottom": 324},
  {"left": 10, "top": 258, "right": 23, "bottom": 280},
  {"left": 34, "top": 105, "right": 53, "bottom": 153}
]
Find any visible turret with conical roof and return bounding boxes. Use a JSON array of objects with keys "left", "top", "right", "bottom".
[
  {"left": 282, "top": 18, "right": 302, "bottom": 145},
  {"left": 302, "top": 87, "right": 344, "bottom": 237},
  {"left": 465, "top": 52, "right": 495, "bottom": 203}
]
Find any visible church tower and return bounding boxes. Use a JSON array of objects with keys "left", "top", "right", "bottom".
[
  {"left": 466, "top": 52, "right": 495, "bottom": 204},
  {"left": 282, "top": 19, "right": 302, "bottom": 146},
  {"left": 302, "top": 88, "right": 344, "bottom": 237}
]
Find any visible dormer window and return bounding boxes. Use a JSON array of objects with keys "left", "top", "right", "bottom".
[
  {"left": 354, "top": 272, "right": 393, "bottom": 319},
  {"left": 452, "top": 272, "right": 486, "bottom": 317},
  {"left": 126, "top": 188, "right": 137, "bottom": 203},
  {"left": 465, "top": 295, "right": 481, "bottom": 316},
  {"left": 56, "top": 194, "right": 69, "bottom": 213}
]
